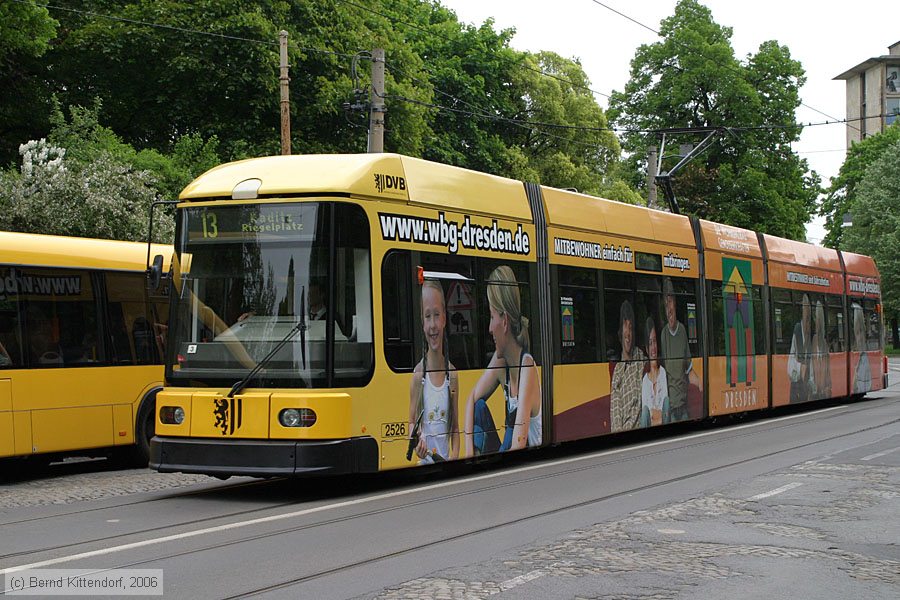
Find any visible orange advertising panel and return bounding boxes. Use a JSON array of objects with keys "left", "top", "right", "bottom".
[
  {"left": 845, "top": 276, "right": 881, "bottom": 299},
  {"left": 850, "top": 351, "right": 884, "bottom": 394},
  {"left": 768, "top": 261, "right": 844, "bottom": 295},
  {"left": 374, "top": 204, "right": 536, "bottom": 260},
  {"left": 704, "top": 249, "right": 765, "bottom": 283},
  {"left": 771, "top": 353, "right": 850, "bottom": 407},
  {"left": 707, "top": 356, "right": 768, "bottom": 416}
]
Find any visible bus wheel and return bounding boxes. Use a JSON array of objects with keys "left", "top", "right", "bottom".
[{"left": 117, "top": 396, "right": 155, "bottom": 468}]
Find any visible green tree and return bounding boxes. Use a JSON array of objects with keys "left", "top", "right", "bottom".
[
  {"left": 0, "top": 139, "right": 173, "bottom": 242},
  {"left": 841, "top": 138, "right": 900, "bottom": 344},
  {"left": 0, "top": 1, "right": 58, "bottom": 165},
  {"left": 820, "top": 123, "right": 900, "bottom": 248},
  {"left": 3, "top": 0, "right": 635, "bottom": 204},
  {"left": 506, "top": 51, "right": 623, "bottom": 196},
  {"left": 33, "top": 0, "right": 438, "bottom": 161},
  {"left": 46, "top": 100, "right": 220, "bottom": 202},
  {"left": 382, "top": 2, "right": 630, "bottom": 195},
  {"left": 608, "top": 0, "right": 817, "bottom": 237}
]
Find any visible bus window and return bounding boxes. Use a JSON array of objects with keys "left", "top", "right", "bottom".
[
  {"left": 21, "top": 268, "right": 100, "bottom": 367},
  {"left": 107, "top": 271, "right": 154, "bottom": 364},
  {"left": 0, "top": 271, "right": 23, "bottom": 367}
]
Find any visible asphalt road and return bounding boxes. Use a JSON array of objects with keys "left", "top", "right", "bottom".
[{"left": 2, "top": 370, "right": 899, "bottom": 599}]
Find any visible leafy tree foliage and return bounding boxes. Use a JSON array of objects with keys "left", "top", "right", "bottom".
[
  {"left": 0, "top": 101, "right": 220, "bottom": 242},
  {"left": 820, "top": 123, "right": 900, "bottom": 249},
  {"left": 0, "top": 0, "right": 639, "bottom": 240},
  {"left": 506, "top": 51, "right": 623, "bottom": 197},
  {"left": 0, "top": 2, "right": 58, "bottom": 165},
  {"left": 841, "top": 137, "right": 900, "bottom": 339},
  {"left": 0, "top": 139, "right": 173, "bottom": 242},
  {"left": 608, "top": 0, "right": 818, "bottom": 238},
  {"left": 46, "top": 101, "right": 221, "bottom": 202}
]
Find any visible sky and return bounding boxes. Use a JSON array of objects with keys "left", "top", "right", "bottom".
[{"left": 438, "top": 0, "right": 900, "bottom": 244}]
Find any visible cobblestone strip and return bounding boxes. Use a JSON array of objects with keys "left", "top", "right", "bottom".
[{"left": 0, "top": 469, "right": 211, "bottom": 509}]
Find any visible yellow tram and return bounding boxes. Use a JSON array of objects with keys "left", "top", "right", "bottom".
[{"left": 149, "top": 154, "right": 885, "bottom": 477}]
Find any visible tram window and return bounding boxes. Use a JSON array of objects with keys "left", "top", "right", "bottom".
[
  {"left": 863, "top": 299, "right": 881, "bottom": 351},
  {"left": 332, "top": 203, "right": 374, "bottom": 382},
  {"left": 603, "top": 273, "right": 696, "bottom": 363},
  {"left": 478, "top": 259, "right": 535, "bottom": 365},
  {"left": 636, "top": 275, "right": 661, "bottom": 293},
  {"left": 420, "top": 253, "right": 477, "bottom": 371},
  {"left": 603, "top": 273, "right": 635, "bottom": 363},
  {"left": 604, "top": 271, "right": 631, "bottom": 292},
  {"left": 707, "top": 281, "right": 725, "bottom": 356},
  {"left": 658, "top": 276, "right": 699, "bottom": 361},
  {"left": 772, "top": 288, "right": 796, "bottom": 354},
  {"left": 558, "top": 267, "right": 600, "bottom": 364},
  {"left": 752, "top": 286, "right": 766, "bottom": 354},
  {"left": 21, "top": 268, "right": 101, "bottom": 367},
  {"left": 827, "top": 295, "right": 845, "bottom": 353},
  {"left": 0, "top": 268, "right": 23, "bottom": 367},
  {"left": 806, "top": 293, "right": 827, "bottom": 359},
  {"left": 850, "top": 302, "right": 866, "bottom": 352},
  {"left": 381, "top": 251, "right": 415, "bottom": 371}
]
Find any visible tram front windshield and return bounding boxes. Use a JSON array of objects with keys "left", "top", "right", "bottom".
[{"left": 167, "top": 202, "right": 373, "bottom": 388}]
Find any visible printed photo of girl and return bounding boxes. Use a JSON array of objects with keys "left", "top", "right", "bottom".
[{"left": 408, "top": 279, "right": 460, "bottom": 463}]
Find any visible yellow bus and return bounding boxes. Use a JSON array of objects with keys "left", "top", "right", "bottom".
[
  {"left": 149, "top": 154, "right": 884, "bottom": 478},
  {"left": 0, "top": 232, "right": 170, "bottom": 467}
]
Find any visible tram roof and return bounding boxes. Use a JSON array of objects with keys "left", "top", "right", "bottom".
[
  {"left": 180, "top": 154, "right": 533, "bottom": 222},
  {"left": 841, "top": 250, "right": 879, "bottom": 278},
  {"left": 762, "top": 233, "right": 842, "bottom": 271},
  {"left": 181, "top": 154, "right": 702, "bottom": 240},
  {"left": 696, "top": 220, "right": 761, "bottom": 258},
  {"left": 541, "top": 186, "right": 695, "bottom": 246},
  {"left": 0, "top": 231, "right": 167, "bottom": 271}
]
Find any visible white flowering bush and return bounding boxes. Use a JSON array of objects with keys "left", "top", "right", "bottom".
[{"left": 0, "top": 139, "right": 174, "bottom": 243}]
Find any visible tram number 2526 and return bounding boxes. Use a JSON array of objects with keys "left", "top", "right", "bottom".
[{"left": 382, "top": 422, "right": 407, "bottom": 438}]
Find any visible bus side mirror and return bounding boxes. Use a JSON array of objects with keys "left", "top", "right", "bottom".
[{"left": 148, "top": 254, "right": 164, "bottom": 291}]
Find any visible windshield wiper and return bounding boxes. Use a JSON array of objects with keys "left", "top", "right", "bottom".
[{"left": 226, "top": 287, "right": 307, "bottom": 399}]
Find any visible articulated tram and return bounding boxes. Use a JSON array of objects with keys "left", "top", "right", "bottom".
[{"left": 149, "top": 154, "right": 886, "bottom": 477}]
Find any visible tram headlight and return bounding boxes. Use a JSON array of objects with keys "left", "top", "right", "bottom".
[
  {"left": 279, "top": 408, "right": 317, "bottom": 428},
  {"left": 160, "top": 406, "right": 186, "bottom": 425}
]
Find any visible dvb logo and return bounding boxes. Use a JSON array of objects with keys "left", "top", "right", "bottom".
[{"left": 374, "top": 173, "right": 406, "bottom": 194}]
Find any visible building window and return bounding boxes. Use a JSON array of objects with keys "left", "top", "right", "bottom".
[
  {"left": 886, "top": 65, "right": 899, "bottom": 94},
  {"left": 887, "top": 98, "right": 900, "bottom": 126}
]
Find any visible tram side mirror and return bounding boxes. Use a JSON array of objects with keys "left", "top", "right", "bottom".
[{"left": 148, "top": 254, "right": 164, "bottom": 291}]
